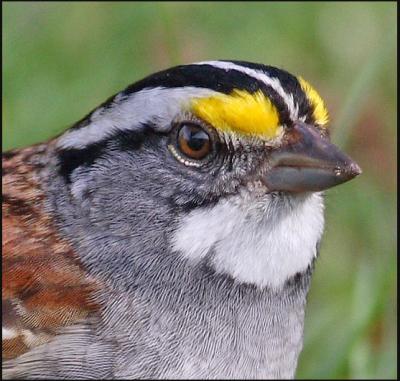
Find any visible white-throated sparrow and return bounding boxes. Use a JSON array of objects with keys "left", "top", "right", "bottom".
[{"left": 2, "top": 60, "right": 361, "bottom": 379}]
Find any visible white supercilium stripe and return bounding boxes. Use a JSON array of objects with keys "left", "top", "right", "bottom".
[
  {"left": 195, "top": 61, "right": 299, "bottom": 121},
  {"left": 57, "top": 87, "right": 218, "bottom": 149}
]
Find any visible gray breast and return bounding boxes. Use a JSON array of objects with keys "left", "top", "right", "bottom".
[{"left": 95, "top": 264, "right": 312, "bottom": 379}]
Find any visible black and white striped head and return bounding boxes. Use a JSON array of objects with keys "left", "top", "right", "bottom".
[
  {"left": 52, "top": 60, "right": 361, "bottom": 289},
  {"left": 56, "top": 60, "right": 359, "bottom": 202}
]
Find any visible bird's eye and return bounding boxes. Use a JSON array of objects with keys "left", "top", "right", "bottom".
[{"left": 177, "top": 123, "right": 211, "bottom": 160}]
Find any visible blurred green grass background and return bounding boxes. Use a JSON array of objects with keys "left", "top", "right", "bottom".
[{"left": 3, "top": 2, "right": 397, "bottom": 379}]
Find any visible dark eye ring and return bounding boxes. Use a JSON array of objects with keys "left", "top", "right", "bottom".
[{"left": 175, "top": 123, "right": 212, "bottom": 160}]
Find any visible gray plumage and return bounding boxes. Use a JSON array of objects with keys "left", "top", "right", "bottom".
[{"left": 3, "top": 61, "right": 360, "bottom": 379}]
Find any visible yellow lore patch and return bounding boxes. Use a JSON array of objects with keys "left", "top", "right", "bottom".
[
  {"left": 191, "top": 89, "right": 281, "bottom": 139},
  {"left": 298, "top": 76, "right": 329, "bottom": 126}
]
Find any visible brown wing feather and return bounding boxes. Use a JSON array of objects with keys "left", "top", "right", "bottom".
[{"left": 2, "top": 146, "right": 101, "bottom": 360}]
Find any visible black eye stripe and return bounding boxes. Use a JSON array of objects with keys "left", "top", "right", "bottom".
[
  {"left": 57, "top": 128, "right": 151, "bottom": 183},
  {"left": 58, "top": 143, "right": 107, "bottom": 184}
]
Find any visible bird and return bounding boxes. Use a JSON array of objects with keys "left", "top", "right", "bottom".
[{"left": 2, "top": 60, "right": 361, "bottom": 379}]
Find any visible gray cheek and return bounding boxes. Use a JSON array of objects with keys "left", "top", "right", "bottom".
[{"left": 73, "top": 157, "right": 178, "bottom": 238}]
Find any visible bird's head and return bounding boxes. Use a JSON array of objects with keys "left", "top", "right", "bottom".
[{"left": 52, "top": 60, "right": 361, "bottom": 289}]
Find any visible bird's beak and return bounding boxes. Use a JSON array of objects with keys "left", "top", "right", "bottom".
[{"left": 264, "top": 122, "right": 362, "bottom": 192}]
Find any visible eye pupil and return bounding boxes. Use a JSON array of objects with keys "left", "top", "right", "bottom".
[
  {"left": 184, "top": 128, "right": 208, "bottom": 151},
  {"left": 177, "top": 124, "right": 211, "bottom": 160}
]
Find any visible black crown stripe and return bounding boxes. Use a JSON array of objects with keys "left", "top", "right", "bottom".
[{"left": 70, "top": 61, "right": 311, "bottom": 132}]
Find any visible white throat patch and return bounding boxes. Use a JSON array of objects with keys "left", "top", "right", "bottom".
[{"left": 171, "top": 191, "right": 324, "bottom": 290}]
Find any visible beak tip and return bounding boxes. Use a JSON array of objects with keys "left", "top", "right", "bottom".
[{"left": 349, "top": 162, "right": 362, "bottom": 177}]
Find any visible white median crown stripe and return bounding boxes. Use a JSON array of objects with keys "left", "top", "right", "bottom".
[{"left": 195, "top": 61, "right": 299, "bottom": 121}]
